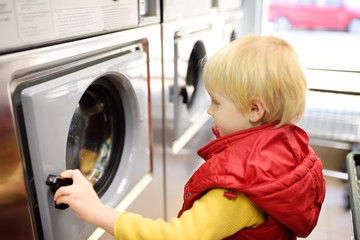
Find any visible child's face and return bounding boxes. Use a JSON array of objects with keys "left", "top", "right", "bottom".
[{"left": 207, "top": 90, "right": 254, "bottom": 137}]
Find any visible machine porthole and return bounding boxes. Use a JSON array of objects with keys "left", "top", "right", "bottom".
[
  {"left": 185, "top": 41, "right": 206, "bottom": 110},
  {"left": 230, "top": 30, "right": 236, "bottom": 42},
  {"left": 66, "top": 77, "right": 125, "bottom": 197}
]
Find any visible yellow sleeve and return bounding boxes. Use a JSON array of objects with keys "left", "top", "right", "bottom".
[{"left": 114, "top": 188, "right": 266, "bottom": 240}]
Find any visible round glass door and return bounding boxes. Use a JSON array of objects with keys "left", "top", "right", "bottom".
[
  {"left": 185, "top": 41, "right": 206, "bottom": 109},
  {"left": 66, "top": 77, "right": 125, "bottom": 196}
]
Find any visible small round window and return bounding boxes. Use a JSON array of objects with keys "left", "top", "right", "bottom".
[
  {"left": 66, "top": 77, "right": 125, "bottom": 197},
  {"left": 230, "top": 30, "right": 236, "bottom": 42},
  {"left": 185, "top": 41, "right": 206, "bottom": 109}
]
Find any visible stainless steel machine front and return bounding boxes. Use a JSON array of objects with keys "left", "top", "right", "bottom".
[{"left": 0, "top": 0, "right": 163, "bottom": 239}]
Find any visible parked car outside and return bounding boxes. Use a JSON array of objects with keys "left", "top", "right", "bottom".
[{"left": 268, "top": 0, "right": 360, "bottom": 33}]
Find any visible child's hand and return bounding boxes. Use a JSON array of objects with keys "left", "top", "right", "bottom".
[
  {"left": 54, "top": 169, "right": 103, "bottom": 222},
  {"left": 54, "top": 169, "right": 121, "bottom": 234}
]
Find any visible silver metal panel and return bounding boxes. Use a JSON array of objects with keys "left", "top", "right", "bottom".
[
  {"left": 21, "top": 51, "right": 149, "bottom": 240},
  {"left": 139, "top": 0, "right": 161, "bottom": 25},
  {"left": 162, "top": 0, "right": 215, "bottom": 22},
  {"left": 0, "top": 0, "right": 160, "bottom": 53},
  {"left": 218, "top": 0, "right": 243, "bottom": 11}
]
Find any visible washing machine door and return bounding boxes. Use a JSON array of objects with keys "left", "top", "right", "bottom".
[
  {"left": 65, "top": 77, "right": 125, "bottom": 197},
  {"left": 171, "top": 27, "right": 217, "bottom": 153},
  {"left": 19, "top": 48, "right": 152, "bottom": 239}
]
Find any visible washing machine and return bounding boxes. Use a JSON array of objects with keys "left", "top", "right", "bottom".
[
  {"left": 217, "top": 0, "right": 244, "bottom": 45},
  {"left": 0, "top": 1, "right": 163, "bottom": 240},
  {"left": 161, "top": 8, "right": 226, "bottom": 219},
  {"left": 162, "top": 0, "right": 214, "bottom": 22}
]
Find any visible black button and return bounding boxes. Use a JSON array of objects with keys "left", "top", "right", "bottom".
[{"left": 186, "top": 192, "right": 191, "bottom": 198}]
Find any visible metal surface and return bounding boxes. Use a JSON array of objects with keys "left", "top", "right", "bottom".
[
  {"left": 139, "top": 0, "right": 161, "bottom": 25},
  {"left": 20, "top": 50, "right": 150, "bottom": 240},
  {"left": 240, "top": 0, "right": 263, "bottom": 35},
  {"left": 0, "top": 0, "right": 160, "bottom": 54},
  {"left": 0, "top": 0, "right": 136, "bottom": 53},
  {"left": 346, "top": 152, "right": 360, "bottom": 240},
  {"left": 297, "top": 69, "right": 360, "bottom": 151},
  {"left": 161, "top": 0, "right": 215, "bottom": 22},
  {"left": 0, "top": 111, "right": 34, "bottom": 238},
  {"left": 0, "top": 24, "right": 163, "bottom": 239}
]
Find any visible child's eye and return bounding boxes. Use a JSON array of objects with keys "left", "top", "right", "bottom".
[{"left": 211, "top": 99, "right": 219, "bottom": 105}]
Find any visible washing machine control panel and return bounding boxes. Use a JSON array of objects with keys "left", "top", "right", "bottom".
[
  {"left": 46, "top": 174, "right": 73, "bottom": 210},
  {"left": 0, "top": 0, "right": 139, "bottom": 52}
]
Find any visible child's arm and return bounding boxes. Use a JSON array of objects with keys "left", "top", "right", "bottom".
[
  {"left": 55, "top": 170, "right": 266, "bottom": 239},
  {"left": 114, "top": 188, "right": 266, "bottom": 239},
  {"left": 53, "top": 169, "right": 120, "bottom": 235}
]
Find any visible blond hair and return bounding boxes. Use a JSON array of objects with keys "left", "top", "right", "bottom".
[{"left": 203, "top": 35, "right": 307, "bottom": 127}]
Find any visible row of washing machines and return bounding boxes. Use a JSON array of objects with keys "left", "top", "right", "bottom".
[{"left": 0, "top": 1, "right": 258, "bottom": 239}]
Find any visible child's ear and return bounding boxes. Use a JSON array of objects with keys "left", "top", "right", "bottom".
[{"left": 248, "top": 98, "right": 265, "bottom": 123}]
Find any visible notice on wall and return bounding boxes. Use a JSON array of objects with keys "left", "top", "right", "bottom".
[{"left": 0, "top": 0, "right": 138, "bottom": 52}]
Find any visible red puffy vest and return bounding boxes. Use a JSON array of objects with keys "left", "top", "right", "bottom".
[{"left": 178, "top": 122, "right": 325, "bottom": 239}]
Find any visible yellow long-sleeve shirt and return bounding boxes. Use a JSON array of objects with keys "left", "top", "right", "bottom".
[{"left": 114, "top": 188, "right": 266, "bottom": 239}]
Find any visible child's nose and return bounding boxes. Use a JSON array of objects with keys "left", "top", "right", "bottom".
[{"left": 207, "top": 105, "right": 213, "bottom": 116}]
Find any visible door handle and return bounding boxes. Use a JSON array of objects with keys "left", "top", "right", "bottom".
[
  {"left": 46, "top": 174, "right": 73, "bottom": 210},
  {"left": 169, "top": 85, "right": 189, "bottom": 104}
]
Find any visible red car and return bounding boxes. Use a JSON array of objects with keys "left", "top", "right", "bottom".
[{"left": 268, "top": 0, "right": 360, "bottom": 32}]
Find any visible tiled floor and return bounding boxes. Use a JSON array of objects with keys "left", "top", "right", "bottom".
[{"left": 301, "top": 176, "right": 353, "bottom": 240}]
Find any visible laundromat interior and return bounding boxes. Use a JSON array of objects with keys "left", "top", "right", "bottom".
[{"left": 1, "top": 0, "right": 360, "bottom": 239}]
